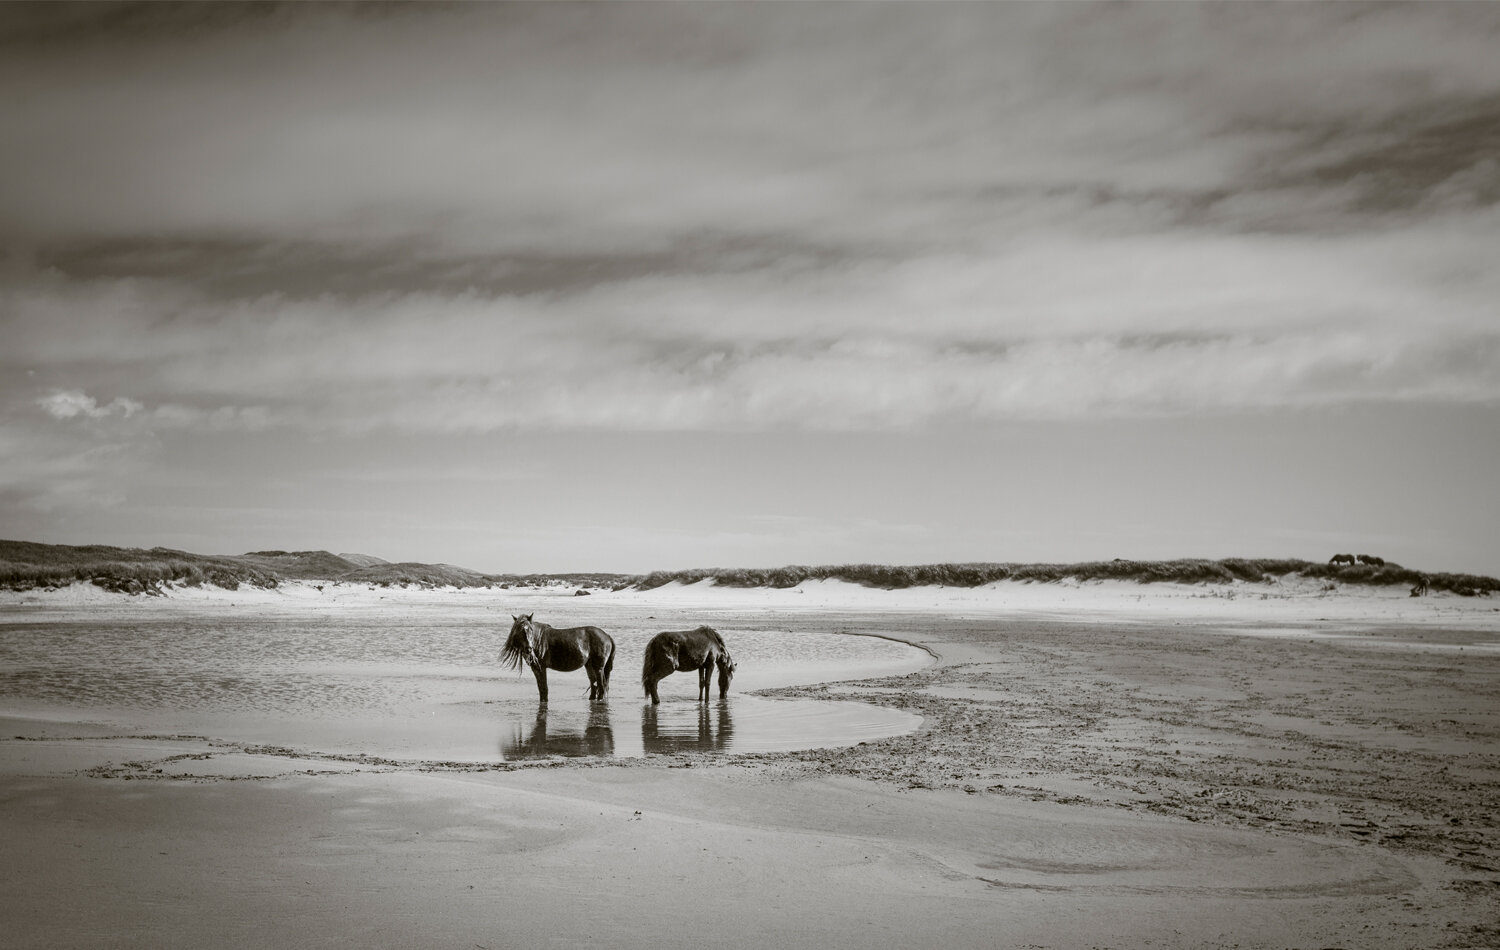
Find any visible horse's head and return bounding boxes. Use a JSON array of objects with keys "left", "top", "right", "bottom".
[
  {"left": 717, "top": 650, "right": 736, "bottom": 694},
  {"left": 501, "top": 613, "right": 541, "bottom": 670}
]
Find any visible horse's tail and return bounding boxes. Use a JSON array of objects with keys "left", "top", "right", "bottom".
[
  {"left": 642, "top": 636, "right": 671, "bottom": 697},
  {"left": 641, "top": 638, "right": 656, "bottom": 697},
  {"left": 603, "top": 641, "right": 615, "bottom": 696}
]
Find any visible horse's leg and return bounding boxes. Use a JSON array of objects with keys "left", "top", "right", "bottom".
[
  {"left": 645, "top": 675, "right": 660, "bottom": 705},
  {"left": 531, "top": 663, "right": 548, "bottom": 703}
]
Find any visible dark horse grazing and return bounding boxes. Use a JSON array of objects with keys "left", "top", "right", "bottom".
[
  {"left": 501, "top": 614, "right": 614, "bottom": 703},
  {"left": 1329, "top": 553, "right": 1356, "bottom": 566},
  {"left": 642, "top": 626, "right": 736, "bottom": 705}
]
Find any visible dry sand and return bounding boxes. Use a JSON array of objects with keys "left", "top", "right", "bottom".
[{"left": 2, "top": 578, "right": 1497, "bottom": 949}]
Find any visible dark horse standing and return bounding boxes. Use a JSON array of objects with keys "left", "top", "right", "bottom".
[
  {"left": 501, "top": 614, "right": 615, "bottom": 703},
  {"left": 641, "top": 626, "right": 736, "bottom": 705}
]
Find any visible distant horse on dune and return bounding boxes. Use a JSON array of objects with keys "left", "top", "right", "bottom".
[
  {"left": 500, "top": 614, "right": 614, "bottom": 702},
  {"left": 1356, "top": 554, "right": 1386, "bottom": 567},
  {"left": 1410, "top": 575, "right": 1430, "bottom": 597},
  {"left": 642, "top": 626, "right": 736, "bottom": 705},
  {"left": 1329, "top": 554, "right": 1356, "bottom": 566}
]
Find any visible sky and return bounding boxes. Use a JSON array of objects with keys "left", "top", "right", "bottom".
[{"left": 1, "top": 2, "right": 1498, "bottom": 575}]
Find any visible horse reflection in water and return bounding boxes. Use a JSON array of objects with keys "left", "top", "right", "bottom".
[
  {"left": 500, "top": 704, "right": 615, "bottom": 760},
  {"left": 641, "top": 700, "right": 734, "bottom": 755}
]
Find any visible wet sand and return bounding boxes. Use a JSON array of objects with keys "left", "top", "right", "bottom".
[{"left": 2, "top": 580, "right": 1497, "bottom": 949}]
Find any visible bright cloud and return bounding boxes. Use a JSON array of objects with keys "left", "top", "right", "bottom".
[{"left": 37, "top": 390, "right": 143, "bottom": 421}]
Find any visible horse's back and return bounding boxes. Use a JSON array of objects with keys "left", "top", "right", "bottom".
[
  {"left": 546, "top": 625, "right": 613, "bottom": 670},
  {"left": 685, "top": 625, "right": 725, "bottom": 658},
  {"left": 555, "top": 624, "right": 612, "bottom": 647},
  {"left": 647, "top": 626, "right": 721, "bottom": 669},
  {"left": 579, "top": 624, "right": 614, "bottom": 648}
]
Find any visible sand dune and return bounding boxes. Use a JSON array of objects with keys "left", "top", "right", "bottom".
[{"left": 7, "top": 572, "right": 1499, "bottom": 626}]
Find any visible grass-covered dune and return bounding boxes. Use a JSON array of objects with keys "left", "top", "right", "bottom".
[
  {"left": 340, "top": 562, "right": 497, "bottom": 588},
  {"left": 241, "top": 552, "right": 508, "bottom": 589},
  {"left": 3, "top": 540, "right": 1496, "bottom": 598},
  {"left": 236, "top": 550, "right": 369, "bottom": 579},
  {"left": 495, "top": 572, "right": 637, "bottom": 590},
  {"left": 0, "top": 540, "right": 282, "bottom": 594},
  {"left": 0, "top": 540, "right": 630, "bottom": 594},
  {"left": 632, "top": 558, "right": 1500, "bottom": 597}
]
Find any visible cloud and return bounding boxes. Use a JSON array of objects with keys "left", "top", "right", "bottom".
[
  {"left": 37, "top": 389, "right": 143, "bottom": 421},
  {"left": 0, "top": 406, "right": 143, "bottom": 513},
  {"left": 5, "top": 223, "right": 1497, "bottom": 437},
  {"left": 2, "top": 3, "right": 1498, "bottom": 437},
  {"left": 3, "top": 4, "right": 1498, "bottom": 255}
]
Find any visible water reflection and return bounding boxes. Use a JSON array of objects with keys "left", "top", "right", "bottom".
[
  {"left": 497, "top": 700, "right": 740, "bottom": 759},
  {"left": 499, "top": 703, "right": 615, "bottom": 759},
  {"left": 641, "top": 699, "right": 734, "bottom": 755}
]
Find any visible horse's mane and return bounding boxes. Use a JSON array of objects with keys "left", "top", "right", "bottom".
[
  {"left": 499, "top": 630, "right": 528, "bottom": 671},
  {"left": 501, "top": 618, "right": 546, "bottom": 671}
]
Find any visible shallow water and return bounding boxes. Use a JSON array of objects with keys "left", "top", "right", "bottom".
[{"left": 0, "top": 612, "right": 928, "bottom": 761}]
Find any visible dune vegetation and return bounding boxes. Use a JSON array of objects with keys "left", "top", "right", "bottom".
[
  {"left": 630, "top": 558, "right": 1499, "bottom": 596},
  {"left": 0, "top": 540, "right": 281, "bottom": 595},
  {"left": 2, "top": 540, "right": 1496, "bottom": 597}
]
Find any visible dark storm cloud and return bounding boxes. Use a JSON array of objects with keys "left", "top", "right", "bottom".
[
  {"left": 1274, "top": 99, "right": 1500, "bottom": 214},
  {"left": 32, "top": 231, "right": 875, "bottom": 301},
  {"left": 0, "top": 1, "right": 285, "bottom": 46}
]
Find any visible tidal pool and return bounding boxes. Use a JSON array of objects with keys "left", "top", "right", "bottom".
[{"left": 0, "top": 611, "right": 929, "bottom": 761}]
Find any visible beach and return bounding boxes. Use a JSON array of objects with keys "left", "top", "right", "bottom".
[{"left": 2, "top": 578, "right": 1497, "bottom": 949}]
